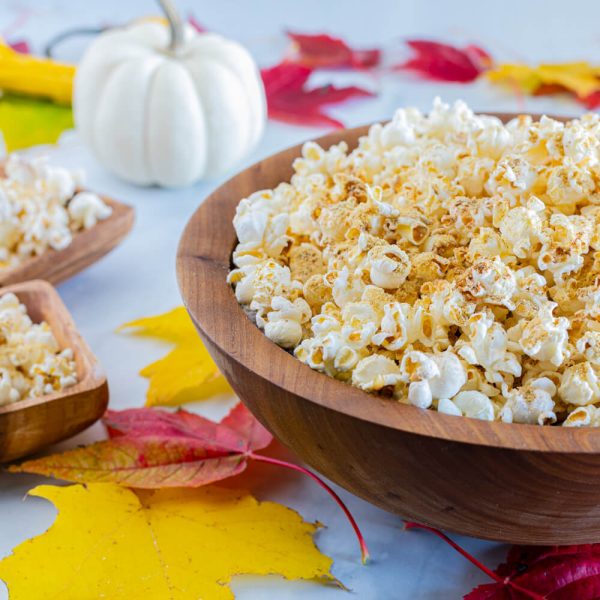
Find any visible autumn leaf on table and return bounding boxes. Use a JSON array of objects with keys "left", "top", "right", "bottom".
[
  {"left": 464, "top": 544, "right": 600, "bottom": 600},
  {"left": 12, "top": 402, "right": 369, "bottom": 562},
  {"left": 0, "top": 94, "right": 73, "bottom": 151},
  {"left": 286, "top": 31, "right": 380, "bottom": 69},
  {"left": 0, "top": 483, "right": 335, "bottom": 600},
  {"left": 12, "top": 403, "right": 270, "bottom": 487},
  {"left": 262, "top": 62, "right": 375, "bottom": 128},
  {"left": 118, "top": 306, "right": 231, "bottom": 406},
  {"left": 7, "top": 40, "right": 30, "bottom": 54},
  {"left": 395, "top": 39, "right": 492, "bottom": 82},
  {"left": 486, "top": 61, "right": 600, "bottom": 107},
  {"left": 406, "top": 523, "right": 600, "bottom": 599}
]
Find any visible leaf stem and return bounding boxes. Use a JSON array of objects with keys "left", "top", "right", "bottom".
[
  {"left": 404, "top": 522, "right": 545, "bottom": 600},
  {"left": 249, "top": 452, "right": 370, "bottom": 564}
]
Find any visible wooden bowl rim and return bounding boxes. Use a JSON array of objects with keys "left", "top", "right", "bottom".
[
  {"left": 0, "top": 279, "right": 106, "bottom": 416},
  {"left": 177, "top": 112, "right": 600, "bottom": 454}
]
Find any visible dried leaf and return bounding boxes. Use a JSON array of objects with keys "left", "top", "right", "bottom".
[
  {"left": 0, "top": 94, "right": 73, "bottom": 151},
  {"left": 286, "top": 31, "right": 380, "bottom": 69},
  {"left": 0, "top": 483, "right": 335, "bottom": 599},
  {"left": 261, "top": 62, "right": 374, "bottom": 128},
  {"left": 486, "top": 61, "right": 600, "bottom": 102},
  {"left": 396, "top": 39, "right": 492, "bottom": 82},
  {"left": 118, "top": 307, "right": 231, "bottom": 406},
  {"left": 11, "top": 403, "right": 272, "bottom": 488}
]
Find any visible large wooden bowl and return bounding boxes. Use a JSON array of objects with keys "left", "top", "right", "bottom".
[{"left": 177, "top": 114, "right": 600, "bottom": 545}]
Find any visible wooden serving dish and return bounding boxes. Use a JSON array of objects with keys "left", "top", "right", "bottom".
[
  {"left": 177, "top": 114, "right": 598, "bottom": 545},
  {"left": 0, "top": 280, "right": 108, "bottom": 462},
  {"left": 0, "top": 195, "right": 134, "bottom": 286}
]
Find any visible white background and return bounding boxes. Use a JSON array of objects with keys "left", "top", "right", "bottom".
[{"left": 0, "top": 0, "right": 598, "bottom": 598}]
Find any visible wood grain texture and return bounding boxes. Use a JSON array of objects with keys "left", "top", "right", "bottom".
[
  {"left": 0, "top": 195, "right": 134, "bottom": 286},
  {"left": 0, "top": 280, "right": 108, "bottom": 463},
  {"left": 176, "top": 113, "right": 600, "bottom": 545}
]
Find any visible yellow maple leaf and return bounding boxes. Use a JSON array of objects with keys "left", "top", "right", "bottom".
[
  {"left": 118, "top": 307, "right": 231, "bottom": 406},
  {"left": 0, "top": 483, "right": 335, "bottom": 599},
  {"left": 487, "top": 61, "right": 600, "bottom": 98}
]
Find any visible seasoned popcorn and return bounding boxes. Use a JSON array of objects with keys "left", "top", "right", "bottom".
[
  {"left": 0, "top": 154, "right": 111, "bottom": 267},
  {"left": 229, "top": 98, "right": 600, "bottom": 426},
  {"left": 0, "top": 293, "right": 77, "bottom": 406}
]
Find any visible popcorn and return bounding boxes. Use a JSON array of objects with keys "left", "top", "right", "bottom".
[
  {"left": 229, "top": 99, "right": 600, "bottom": 426},
  {"left": 451, "top": 390, "right": 495, "bottom": 421},
  {"left": 352, "top": 355, "right": 402, "bottom": 392},
  {"left": 0, "top": 155, "right": 111, "bottom": 267},
  {"left": 559, "top": 362, "right": 600, "bottom": 406},
  {"left": 563, "top": 405, "right": 600, "bottom": 427},
  {"left": 537, "top": 213, "right": 592, "bottom": 283},
  {"left": 0, "top": 293, "right": 77, "bottom": 406},
  {"left": 367, "top": 244, "right": 410, "bottom": 289},
  {"left": 576, "top": 331, "right": 600, "bottom": 365},
  {"left": 457, "top": 256, "right": 516, "bottom": 309},
  {"left": 399, "top": 350, "right": 466, "bottom": 409},
  {"left": 500, "top": 378, "right": 557, "bottom": 425},
  {"left": 497, "top": 197, "right": 545, "bottom": 259},
  {"left": 68, "top": 192, "right": 112, "bottom": 229},
  {"left": 512, "top": 305, "right": 570, "bottom": 367},
  {"left": 262, "top": 296, "right": 311, "bottom": 349},
  {"left": 456, "top": 312, "right": 521, "bottom": 383}
]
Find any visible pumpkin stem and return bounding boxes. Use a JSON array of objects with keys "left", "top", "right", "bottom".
[{"left": 158, "top": 0, "right": 185, "bottom": 52}]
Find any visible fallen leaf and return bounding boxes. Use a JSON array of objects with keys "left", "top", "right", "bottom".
[
  {"left": 465, "top": 544, "right": 600, "bottom": 600},
  {"left": 188, "top": 15, "right": 206, "bottom": 32},
  {"left": 105, "top": 401, "right": 271, "bottom": 448},
  {"left": 118, "top": 307, "right": 231, "bottom": 406},
  {"left": 7, "top": 40, "right": 30, "bottom": 54},
  {"left": 11, "top": 402, "right": 370, "bottom": 562},
  {"left": 11, "top": 403, "right": 272, "bottom": 488},
  {"left": 582, "top": 90, "right": 600, "bottom": 109},
  {"left": 396, "top": 39, "right": 492, "bottom": 82},
  {"left": 261, "top": 62, "right": 375, "bottom": 128},
  {"left": 286, "top": 31, "right": 380, "bottom": 69},
  {"left": 0, "top": 483, "right": 335, "bottom": 599},
  {"left": 0, "top": 94, "right": 73, "bottom": 151},
  {"left": 486, "top": 61, "right": 600, "bottom": 103}
]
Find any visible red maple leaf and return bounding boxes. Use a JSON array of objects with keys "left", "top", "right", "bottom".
[
  {"left": 188, "top": 16, "right": 206, "bottom": 33},
  {"left": 286, "top": 31, "right": 380, "bottom": 69},
  {"left": 12, "top": 402, "right": 369, "bottom": 562},
  {"left": 261, "top": 62, "right": 374, "bottom": 128},
  {"left": 7, "top": 40, "right": 30, "bottom": 54},
  {"left": 407, "top": 523, "right": 600, "bottom": 599},
  {"left": 581, "top": 90, "right": 600, "bottom": 110},
  {"left": 395, "top": 39, "right": 492, "bottom": 82},
  {"left": 105, "top": 402, "right": 272, "bottom": 457},
  {"left": 466, "top": 544, "right": 600, "bottom": 599}
]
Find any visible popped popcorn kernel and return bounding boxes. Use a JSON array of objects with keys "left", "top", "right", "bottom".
[{"left": 230, "top": 99, "right": 600, "bottom": 426}]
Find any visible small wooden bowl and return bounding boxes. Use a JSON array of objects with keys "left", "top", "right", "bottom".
[
  {"left": 177, "top": 114, "right": 600, "bottom": 545},
  {"left": 0, "top": 195, "right": 134, "bottom": 286},
  {"left": 0, "top": 280, "right": 108, "bottom": 462}
]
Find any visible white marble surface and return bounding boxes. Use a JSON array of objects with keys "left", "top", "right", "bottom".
[{"left": 0, "top": 1, "right": 598, "bottom": 598}]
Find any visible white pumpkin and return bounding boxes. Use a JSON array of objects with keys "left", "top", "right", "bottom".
[{"left": 74, "top": 13, "right": 266, "bottom": 187}]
